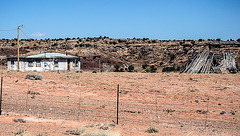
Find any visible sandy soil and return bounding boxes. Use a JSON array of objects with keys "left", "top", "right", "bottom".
[{"left": 0, "top": 71, "right": 239, "bottom": 136}]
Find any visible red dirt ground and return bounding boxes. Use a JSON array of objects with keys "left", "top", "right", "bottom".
[{"left": 0, "top": 71, "right": 239, "bottom": 136}]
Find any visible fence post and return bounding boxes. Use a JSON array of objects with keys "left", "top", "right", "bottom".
[
  {"left": 117, "top": 84, "right": 119, "bottom": 124},
  {"left": 26, "top": 86, "right": 29, "bottom": 111},
  {"left": 0, "top": 77, "right": 3, "bottom": 115},
  {"left": 205, "top": 97, "right": 209, "bottom": 129}
]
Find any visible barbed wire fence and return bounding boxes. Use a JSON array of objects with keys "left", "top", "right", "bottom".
[{"left": 0, "top": 78, "right": 239, "bottom": 134}]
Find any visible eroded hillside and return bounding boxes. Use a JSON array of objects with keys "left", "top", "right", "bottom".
[{"left": 0, "top": 37, "right": 239, "bottom": 72}]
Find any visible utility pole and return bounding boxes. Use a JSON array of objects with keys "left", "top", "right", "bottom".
[{"left": 17, "top": 25, "right": 24, "bottom": 71}]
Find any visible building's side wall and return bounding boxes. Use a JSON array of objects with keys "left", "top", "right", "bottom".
[
  {"left": 70, "top": 60, "right": 81, "bottom": 72},
  {"left": 7, "top": 58, "right": 80, "bottom": 72}
]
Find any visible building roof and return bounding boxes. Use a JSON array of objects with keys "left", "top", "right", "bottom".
[{"left": 7, "top": 53, "right": 79, "bottom": 59}]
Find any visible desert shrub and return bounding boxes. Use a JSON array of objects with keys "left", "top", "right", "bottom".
[
  {"left": 150, "top": 65, "right": 157, "bottom": 73},
  {"left": 145, "top": 65, "right": 157, "bottom": 73},
  {"left": 99, "top": 125, "right": 108, "bottom": 130},
  {"left": 128, "top": 65, "right": 134, "bottom": 72},
  {"left": 142, "top": 63, "right": 149, "bottom": 69},
  {"left": 162, "top": 67, "right": 175, "bottom": 72},
  {"left": 160, "top": 62, "right": 164, "bottom": 66},
  {"left": 13, "top": 118, "right": 26, "bottom": 123},
  {"left": 25, "top": 73, "right": 43, "bottom": 80},
  {"left": 145, "top": 69, "right": 151, "bottom": 73},
  {"left": 237, "top": 38, "right": 240, "bottom": 43},
  {"left": 145, "top": 126, "right": 159, "bottom": 133},
  {"left": 119, "top": 68, "right": 124, "bottom": 72},
  {"left": 14, "top": 129, "right": 24, "bottom": 135},
  {"left": 114, "top": 64, "right": 120, "bottom": 72},
  {"left": 196, "top": 109, "right": 208, "bottom": 114},
  {"left": 65, "top": 128, "right": 85, "bottom": 135},
  {"left": 170, "top": 54, "right": 176, "bottom": 61}
]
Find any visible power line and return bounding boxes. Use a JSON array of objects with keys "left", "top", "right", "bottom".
[
  {"left": 0, "top": 29, "right": 16, "bottom": 31},
  {"left": 20, "top": 29, "right": 31, "bottom": 39}
]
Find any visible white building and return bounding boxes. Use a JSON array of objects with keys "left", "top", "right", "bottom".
[{"left": 7, "top": 53, "right": 81, "bottom": 72}]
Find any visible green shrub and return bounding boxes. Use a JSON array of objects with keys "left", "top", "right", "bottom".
[
  {"left": 142, "top": 63, "right": 149, "bottom": 69},
  {"left": 160, "top": 62, "right": 164, "bottom": 66},
  {"left": 237, "top": 38, "right": 240, "bottom": 43},
  {"left": 145, "top": 65, "right": 157, "bottom": 73},
  {"left": 150, "top": 65, "right": 157, "bottom": 73},
  {"left": 114, "top": 64, "right": 120, "bottom": 72},
  {"left": 162, "top": 67, "right": 175, "bottom": 72},
  {"left": 145, "top": 127, "right": 159, "bottom": 133},
  {"left": 128, "top": 65, "right": 134, "bottom": 72}
]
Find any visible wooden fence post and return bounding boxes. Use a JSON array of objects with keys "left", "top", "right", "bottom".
[
  {"left": 0, "top": 77, "right": 3, "bottom": 115},
  {"left": 117, "top": 84, "right": 119, "bottom": 124}
]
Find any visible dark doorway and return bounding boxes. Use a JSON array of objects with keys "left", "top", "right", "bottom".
[{"left": 67, "top": 59, "right": 70, "bottom": 71}]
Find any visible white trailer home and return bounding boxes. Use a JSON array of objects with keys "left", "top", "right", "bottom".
[{"left": 7, "top": 53, "right": 81, "bottom": 72}]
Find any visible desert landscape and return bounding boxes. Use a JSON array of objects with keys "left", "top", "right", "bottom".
[{"left": 0, "top": 70, "right": 239, "bottom": 136}]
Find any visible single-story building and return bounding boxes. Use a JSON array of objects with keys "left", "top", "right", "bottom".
[{"left": 7, "top": 53, "right": 81, "bottom": 72}]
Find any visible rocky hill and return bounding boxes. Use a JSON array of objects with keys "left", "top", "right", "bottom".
[{"left": 0, "top": 37, "right": 240, "bottom": 72}]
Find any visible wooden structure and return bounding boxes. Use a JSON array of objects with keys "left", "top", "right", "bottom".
[{"left": 182, "top": 49, "right": 237, "bottom": 74}]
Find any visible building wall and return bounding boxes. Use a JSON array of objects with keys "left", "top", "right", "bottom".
[{"left": 7, "top": 59, "right": 81, "bottom": 72}]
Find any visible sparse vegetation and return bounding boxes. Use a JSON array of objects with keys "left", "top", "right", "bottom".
[
  {"left": 162, "top": 67, "right": 175, "bottom": 72},
  {"left": 196, "top": 109, "right": 208, "bottom": 114},
  {"left": 25, "top": 73, "right": 43, "bottom": 80},
  {"left": 127, "top": 65, "right": 134, "bottom": 72},
  {"left": 145, "top": 127, "right": 159, "bottom": 133}
]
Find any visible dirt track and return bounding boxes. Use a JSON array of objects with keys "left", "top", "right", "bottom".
[{"left": 0, "top": 71, "right": 239, "bottom": 136}]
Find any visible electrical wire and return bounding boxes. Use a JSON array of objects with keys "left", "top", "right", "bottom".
[
  {"left": 20, "top": 28, "right": 31, "bottom": 39},
  {"left": 0, "top": 29, "right": 16, "bottom": 31}
]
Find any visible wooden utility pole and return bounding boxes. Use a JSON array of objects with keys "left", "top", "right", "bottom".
[
  {"left": 17, "top": 26, "right": 20, "bottom": 71},
  {"left": 0, "top": 77, "right": 3, "bottom": 115},
  {"left": 17, "top": 25, "right": 24, "bottom": 71}
]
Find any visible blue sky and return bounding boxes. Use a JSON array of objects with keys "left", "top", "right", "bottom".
[{"left": 0, "top": 0, "right": 239, "bottom": 40}]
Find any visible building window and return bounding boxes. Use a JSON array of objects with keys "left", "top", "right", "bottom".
[
  {"left": 54, "top": 60, "right": 59, "bottom": 67},
  {"left": 28, "top": 61, "right": 34, "bottom": 67},
  {"left": 36, "top": 60, "right": 41, "bottom": 67},
  {"left": 11, "top": 60, "right": 14, "bottom": 65},
  {"left": 73, "top": 60, "right": 78, "bottom": 67}
]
